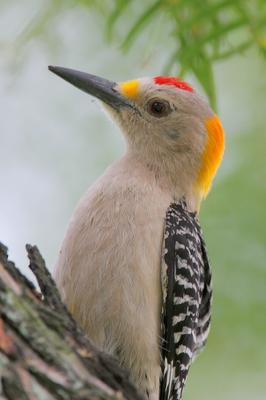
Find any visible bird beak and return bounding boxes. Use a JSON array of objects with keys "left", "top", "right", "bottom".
[{"left": 48, "top": 66, "right": 134, "bottom": 110}]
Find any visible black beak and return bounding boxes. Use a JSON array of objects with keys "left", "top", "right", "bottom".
[{"left": 48, "top": 66, "right": 134, "bottom": 110}]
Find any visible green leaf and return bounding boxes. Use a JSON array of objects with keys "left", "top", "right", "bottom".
[
  {"left": 106, "top": 0, "right": 133, "bottom": 39},
  {"left": 211, "top": 40, "right": 253, "bottom": 61},
  {"left": 191, "top": 52, "right": 217, "bottom": 110},
  {"left": 121, "top": 0, "right": 163, "bottom": 51}
]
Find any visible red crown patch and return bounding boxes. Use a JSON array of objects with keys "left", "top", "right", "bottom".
[{"left": 154, "top": 76, "right": 193, "bottom": 92}]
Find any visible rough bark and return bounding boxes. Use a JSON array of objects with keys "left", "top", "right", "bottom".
[{"left": 0, "top": 242, "right": 144, "bottom": 400}]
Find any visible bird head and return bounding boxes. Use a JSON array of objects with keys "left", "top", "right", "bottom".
[{"left": 49, "top": 66, "right": 224, "bottom": 207}]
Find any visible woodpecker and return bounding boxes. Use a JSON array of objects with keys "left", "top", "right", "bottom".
[{"left": 49, "top": 66, "right": 225, "bottom": 400}]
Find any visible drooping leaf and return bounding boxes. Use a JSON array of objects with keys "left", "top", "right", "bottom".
[{"left": 121, "top": 0, "right": 163, "bottom": 51}]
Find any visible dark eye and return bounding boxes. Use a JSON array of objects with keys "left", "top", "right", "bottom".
[{"left": 147, "top": 98, "right": 171, "bottom": 118}]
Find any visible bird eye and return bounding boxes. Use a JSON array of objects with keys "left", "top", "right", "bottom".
[{"left": 147, "top": 98, "right": 171, "bottom": 118}]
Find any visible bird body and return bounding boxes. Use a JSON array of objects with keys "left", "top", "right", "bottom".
[
  {"left": 50, "top": 66, "right": 224, "bottom": 399},
  {"left": 55, "top": 155, "right": 172, "bottom": 396}
]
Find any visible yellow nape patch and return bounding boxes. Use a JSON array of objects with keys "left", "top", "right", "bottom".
[
  {"left": 196, "top": 114, "right": 225, "bottom": 198},
  {"left": 119, "top": 80, "right": 140, "bottom": 99}
]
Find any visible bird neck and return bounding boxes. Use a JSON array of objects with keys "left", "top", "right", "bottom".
[{"left": 124, "top": 150, "right": 202, "bottom": 213}]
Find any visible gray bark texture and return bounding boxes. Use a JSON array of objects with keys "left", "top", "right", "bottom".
[{"left": 0, "top": 242, "right": 143, "bottom": 400}]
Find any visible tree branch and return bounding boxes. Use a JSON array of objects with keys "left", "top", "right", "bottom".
[{"left": 0, "top": 242, "right": 144, "bottom": 400}]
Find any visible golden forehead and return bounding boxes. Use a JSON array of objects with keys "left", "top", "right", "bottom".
[{"left": 119, "top": 80, "right": 140, "bottom": 99}]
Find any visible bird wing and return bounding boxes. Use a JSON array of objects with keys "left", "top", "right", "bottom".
[{"left": 159, "top": 200, "right": 212, "bottom": 400}]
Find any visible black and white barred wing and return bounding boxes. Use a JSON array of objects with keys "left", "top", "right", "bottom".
[{"left": 159, "top": 201, "right": 212, "bottom": 400}]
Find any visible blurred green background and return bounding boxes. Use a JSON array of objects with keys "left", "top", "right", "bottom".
[{"left": 0, "top": 1, "right": 265, "bottom": 399}]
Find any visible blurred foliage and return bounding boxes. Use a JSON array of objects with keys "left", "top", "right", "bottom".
[
  {"left": 105, "top": 0, "right": 266, "bottom": 109},
  {"left": 6, "top": 0, "right": 266, "bottom": 109}
]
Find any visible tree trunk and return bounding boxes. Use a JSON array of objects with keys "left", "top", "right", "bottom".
[{"left": 0, "top": 242, "right": 143, "bottom": 400}]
